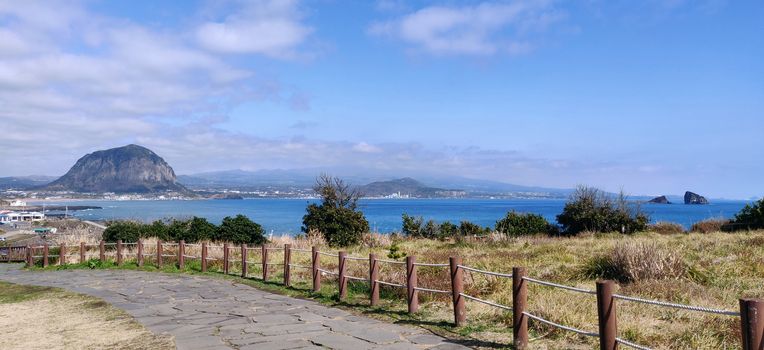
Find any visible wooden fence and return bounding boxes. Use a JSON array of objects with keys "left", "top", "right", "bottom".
[{"left": 6, "top": 240, "right": 764, "bottom": 350}]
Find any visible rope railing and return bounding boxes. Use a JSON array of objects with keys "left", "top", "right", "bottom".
[
  {"left": 288, "top": 264, "right": 311, "bottom": 269},
  {"left": 414, "top": 286, "right": 451, "bottom": 294},
  {"left": 345, "top": 275, "right": 368, "bottom": 282},
  {"left": 344, "top": 255, "right": 368, "bottom": 261},
  {"left": 376, "top": 258, "right": 405, "bottom": 265},
  {"left": 522, "top": 311, "right": 599, "bottom": 338},
  {"left": 375, "top": 280, "right": 404, "bottom": 288},
  {"left": 289, "top": 248, "right": 312, "bottom": 253},
  {"left": 413, "top": 262, "right": 449, "bottom": 267},
  {"left": 617, "top": 338, "right": 653, "bottom": 350},
  {"left": 613, "top": 294, "right": 740, "bottom": 316},
  {"left": 458, "top": 264, "right": 513, "bottom": 278},
  {"left": 264, "top": 247, "right": 282, "bottom": 251},
  {"left": 522, "top": 276, "right": 596, "bottom": 295},
  {"left": 459, "top": 292, "right": 511, "bottom": 311},
  {"left": 318, "top": 251, "right": 338, "bottom": 257},
  {"left": 317, "top": 268, "right": 338, "bottom": 276}
]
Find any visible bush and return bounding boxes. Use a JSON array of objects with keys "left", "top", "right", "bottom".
[
  {"left": 141, "top": 220, "right": 169, "bottom": 240},
  {"left": 728, "top": 198, "right": 764, "bottom": 231},
  {"left": 495, "top": 211, "right": 556, "bottom": 236},
  {"left": 556, "top": 186, "right": 649, "bottom": 235},
  {"left": 401, "top": 214, "right": 460, "bottom": 240},
  {"left": 690, "top": 219, "right": 729, "bottom": 233},
  {"left": 217, "top": 215, "right": 266, "bottom": 245},
  {"left": 649, "top": 222, "right": 685, "bottom": 234},
  {"left": 438, "top": 221, "right": 458, "bottom": 240},
  {"left": 102, "top": 221, "right": 143, "bottom": 242},
  {"left": 302, "top": 175, "right": 369, "bottom": 247},
  {"left": 581, "top": 242, "right": 686, "bottom": 283},
  {"left": 459, "top": 221, "right": 491, "bottom": 236},
  {"left": 401, "top": 214, "right": 424, "bottom": 237}
]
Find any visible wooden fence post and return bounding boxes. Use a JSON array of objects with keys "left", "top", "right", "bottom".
[
  {"left": 449, "top": 256, "right": 466, "bottom": 326},
  {"left": 312, "top": 246, "right": 320, "bottom": 292},
  {"left": 241, "top": 244, "right": 248, "bottom": 278},
  {"left": 406, "top": 255, "right": 419, "bottom": 313},
  {"left": 80, "top": 242, "right": 85, "bottom": 264},
  {"left": 26, "top": 245, "right": 31, "bottom": 267},
  {"left": 513, "top": 267, "right": 528, "bottom": 349},
  {"left": 116, "top": 240, "right": 123, "bottom": 266},
  {"left": 201, "top": 243, "right": 207, "bottom": 272},
  {"left": 99, "top": 240, "right": 105, "bottom": 262},
  {"left": 60, "top": 243, "right": 66, "bottom": 265},
  {"left": 370, "top": 253, "right": 379, "bottom": 306},
  {"left": 43, "top": 243, "right": 49, "bottom": 268},
  {"left": 223, "top": 243, "right": 229, "bottom": 274},
  {"left": 178, "top": 240, "right": 185, "bottom": 269},
  {"left": 262, "top": 245, "right": 269, "bottom": 281},
  {"left": 338, "top": 251, "right": 347, "bottom": 300},
  {"left": 740, "top": 298, "right": 764, "bottom": 350},
  {"left": 284, "top": 244, "right": 291, "bottom": 286},
  {"left": 596, "top": 280, "right": 618, "bottom": 350},
  {"left": 137, "top": 239, "right": 143, "bottom": 267},
  {"left": 157, "top": 240, "right": 163, "bottom": 266}
]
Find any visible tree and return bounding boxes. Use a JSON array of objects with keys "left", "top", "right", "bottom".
[
  {"left": 556, "top": 186, "right": 649, "bottom": 235},
  {"left": 103, "top": 221, "right": 143, "bottom": 242},
  {"left": 728, "top": 198, "right": 764, "bottom": 231},
  {"left": 166, "top": 217, "right": 216, "bottom": 242},
  {"left": 141, "top": 220, "right": 169, "bottom": 240},
  {"left": 218, "top": 214, "right": 266, "bottom": 244},
  {"left": 401, "top": 214, "right": 423, "bottom": 237},
  {"left": 459, "top": 221, "right": 489, "bottom": 237},
  {"left": 302, "top": 174, "right": 369, "bottom": 247},
  {"left": 495, "top": 211, "right": 556, "bottom": 236}
]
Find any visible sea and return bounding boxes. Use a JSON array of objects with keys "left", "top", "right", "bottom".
[{"left": 30, "top": 198, "right": 752, "bottom": 235}]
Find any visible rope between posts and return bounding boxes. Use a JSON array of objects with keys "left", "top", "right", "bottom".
[
  {"left": 613, "top": 294, "right": 740, "bottom": 316},
  {"left": 289, "top": 248, "right": 312, "bottom": 253},
  {"left": 459, "top": 293, "right": 512, "bottom": 311},
  {"left": 522, "top": 312, "right": 599, "bottom": 337},
  {"left": 345, "top": 275, "right": 368, "bottom": 282},
  {"left": 344, "top": 256, "right": 368, "bottom": 261},
  {"left": 458, "top": 265, "right": 513, "bottom": 278},
  {"left": 414, "top": 286, "right": 451, "bottom": 294},
  {"left": 288, "top": 264, "right": 311, "bottom": 269},
  {"left": 413, "top": 262, "right": 450, "bottom": 267},
  {"left": 522, "top": 277, "right": 596, "bottom": 295},
  {"left": 617, "top": 338, "right": 653, "bottom": 350},
  {"left": 376, "top": 259, "right": 405, "bottom": 265},
  {"left": 264, "top": 247, "right": 281, "bottom": 251},
  {"left": 161, "top": 254, "right": 175, "bottom": 257},
  {"left": 182, "top": 254, "right": 196, "bottom": 258},
  {"left": 375, "top": 280, "right": 404, "bottom": 288},
  {"left": 318, "top": 268, "right": 338, "bottom": 276},
  {"left": 266, "top": 263, "right": 284, "bottom": 266},
  {"left": 319, "top": 251, "right": 338, "bottom": 257}
]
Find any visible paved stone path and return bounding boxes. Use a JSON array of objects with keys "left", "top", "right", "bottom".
[{"left": 0, "top": 265, "right": 471, "bottom": 350}]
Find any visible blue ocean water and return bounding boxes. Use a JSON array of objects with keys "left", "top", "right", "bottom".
[{"left": 31, "top": 198, "right": 751, "bottom": 235}]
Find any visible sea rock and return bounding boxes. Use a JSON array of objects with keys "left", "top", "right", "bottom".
[
  {"left": 44, "top": 144, "right": 187, "bottom": 193},
  {"left": 648, "top": 195, "right": 671, "bottom": 204},
  {"left": 684, "top": 191, "right": 709, "bottom": 205}
]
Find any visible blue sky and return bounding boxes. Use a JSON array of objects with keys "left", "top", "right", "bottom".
[{"left": 0, "top": 0, "right": 762, "bottom": 198}]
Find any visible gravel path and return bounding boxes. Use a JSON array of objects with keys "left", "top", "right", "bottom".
[{"left": 0, "top": 265, "right": 470, "bottom": 350}]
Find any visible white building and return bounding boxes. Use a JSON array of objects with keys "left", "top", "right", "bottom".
[
  {"left": 9, "top": 200, "right": 26, "bottom": 207},
  {"left": 0, "top": 211, "right": 44, "bottom": 223}
]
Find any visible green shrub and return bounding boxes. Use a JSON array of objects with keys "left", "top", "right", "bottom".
[
  {"left": 459, "top": 221, "right": 491, "bottom": 236},
  {"left": 217, "top": 214, "right": 266, "bottom": 244},
  {"left": 438, "top": 221, "right": 458, "bottom": 240},
  {"left": 556, "top": 186, "right": 649, "bottom": 235},
  {"left": 495, "top": 211, "right": 556, "bottom": 236},
  {"left": 401, "top": 214, "right": 460, "bottom": 240},
  {"left": 141, "top": 220, "right": 169, "bottom": 240},
  {"left": 166, "top": 217, "right": 217, "bottom": 242},
  {"left": 103, "top": 221, "right": 143, "bottom": 242},
  {"left": 302, "top": 175, "right": 369, "bottom": 247},
  {"left": 727, "top": 198, "right": 764, "bottom": 231},
  {"left": 401, "top": 214, "right": 424, "bottom": 237}
]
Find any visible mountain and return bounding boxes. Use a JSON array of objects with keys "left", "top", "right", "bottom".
[
  {"left": 43, "top": 144, "right": 187, "bottom": 193},
  {"left": 358, "top": 178, "right": 464, "bottom": 198},
  {"left": 0, "top": 175, "right": 56, "bottom": 190}
]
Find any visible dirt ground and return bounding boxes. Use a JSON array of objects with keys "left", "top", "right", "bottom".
[{"left": 0, "top": 282, "right": 174, "bottom": 350}]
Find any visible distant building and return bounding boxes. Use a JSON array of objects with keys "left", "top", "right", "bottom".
[
  {"left": 0, "top": 211, "right": 45, "bottom": 223},
  {"left": 9, "top": 200, "right": 26, "bottom": 207}
]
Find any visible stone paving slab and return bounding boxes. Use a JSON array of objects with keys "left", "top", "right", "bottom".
[{"left": 0, "top": 264, "right": 472, "bottom": 350}]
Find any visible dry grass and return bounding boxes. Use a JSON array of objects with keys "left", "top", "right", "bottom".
[
  {"left": 690, "top": 219, "right": 729, "bottom": 234},
  {"left": 583, "top": 241, "right": 687, "bottom": 283},
  {"left": 649, "top": 222, "right": 686, "bottom": 234},
  {"left": 0, "top": 281, "right": 174, "bottom": 350}
]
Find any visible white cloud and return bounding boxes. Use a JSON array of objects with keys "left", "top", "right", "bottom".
[
  {"left": 196, "top": 0, "right": 313, "bottom": 58},
  {"left": 369, "top": 1, "right": 564, "bottom": 56}
]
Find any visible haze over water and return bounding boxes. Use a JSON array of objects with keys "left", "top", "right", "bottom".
[{"left": 35, "top": 199, "right": 749, "bottom": 235}]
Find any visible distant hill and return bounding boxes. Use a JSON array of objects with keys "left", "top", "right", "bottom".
[
  {"left": 0, "top": 175, "right": 56, "bottom": 190},
  {"left": 358, "top": 178, "right": 464, "bottom": 198},
  {"left": 43, "top": 144, "right": 187, "bottom": 193}
]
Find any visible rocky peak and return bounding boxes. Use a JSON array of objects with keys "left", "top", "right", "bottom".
[
  {"left": 44, "top": 144, "right": 187, "bottom": 193},
  {"left": 684, "top": 191, "right": 709, "bottom": 205},
  {"left": 648, "top": 195, "right": 671, "bottom": 204}
]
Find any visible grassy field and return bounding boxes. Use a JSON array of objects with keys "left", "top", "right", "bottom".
[
  {"left": 0, "top": 280, "right": 174, "bottom": 349},
  {"left": 31, "top": 230, "right": 764, "bottom": 349}
]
